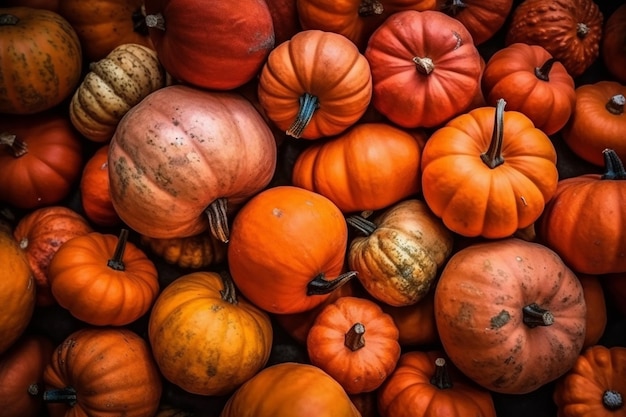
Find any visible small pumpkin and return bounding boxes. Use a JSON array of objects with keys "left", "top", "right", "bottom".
[
  {"left": 70, "top": 43, "right": 165, "bottom": 143},
  {"left": 420, "top": 99, "right": 558, "bottom": 238},
  {"left": 48, "top": 229, "right": 160, "bottom": 326},
  {"left": 220, "top": 362, "right": 361, "bottom": 417},
  {"left": 505, "top": 0, "right": 603, "bottom": 78},
  {"left": 602, "top": 3, "right": 626, "bottom": 83},
  {"left": 378, "top": 350, "right": 497, "bottom": 417},
  {"left": 257, "top": 29, "right": 372, "bottom": 139},
  {"left": 13, "top": 206, "right": 93, "bottom": 307},
  {"left": 0, "top": 7, "right": 82, "bottom": 114},
  {"left": 347, "top": 199, "right": 454, "bottom": 306},
  {"left": 437, "top": 0, "right": 514, "bottom": 45},
  {"left": 148, "top": 271, "right": 273, "bottom": 396},
  {"left": 553, "top": 345, "right": 626, "bottom": 417},
  {"left": 307, "top": 296, "right": 401, "bottom": 394},
  {"left": 0, "top": 110, "right": 83, "bottom": 210},
  {"left": 140, "top": 231, "right": 227, "bottom": 269},
  {"left": 79, "top": 144, "right": 121, "bottom": 227},
  {"left": 434, "top": 238, "right": 586, "bottom": 394},
  {"left": 43, "top": 327, "right": 162, "bottom": 417}
]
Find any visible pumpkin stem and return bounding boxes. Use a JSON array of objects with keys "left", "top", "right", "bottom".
[
  {"left": 286, "top": 93, "right": 319, "bottom": 138},
  {"left": 535, "top": 58, "right": 556, "bottom": 82},
  {"left": 43, "top": 387, "right": 77, "bottom": 406},
  {"left": 0, "top": 14, "right": 19, "bottom": 25},
  {"left": 603, "top": 390, "right": 624, "bottom": 411},
  {"left": 605, "top": 94, "right": 625, "bottom": 115},
  {"left": 132, "top": 6, "right": 150, "bottom": 36},
  {"left": 346, "top": 215, "right": 377, "bottom": 236},
  {"left": 205, "top": 198, "right": 230, "bottom": 243},
  {"left": 145, "top": 12, "right": 166, "bottom": 31},
  {"left": 27, "top": 383, "right": 40, "bottom": 396},
  {"left": 430, "top": 357, "right": 453, "bottom": 389},
  {"left": 107, "top": 229, "right": 129, "bottom": 271},
  {"left": 345, "top": 323, "right": 366, "bottom": 351},
  {"left": 307, "top": 271, "right": 357, "bottom": 296},
  {"left": 601, "top": 149, "right": 626, "bottom": 180},
  {"left": 480, "top": 98, "right": 507, "bottom": 169},
  {"left": 442, "top": 0, "right": 467, "bottom": 15},
  {"left": 358, "top": 0, "right": 384, "bottom": 16},
  {"left": 0, "top": 132, "right": 28, "bottom": 157},
  {"left": 522, "top": 303, "right": 554, "bottom": 328},
  {"left": 576, "top": 22, "right": 590, "bottom": 38},
  {"left": 413, "top": 56, "right": 435, "bottom": 75},
  {"left": 218, "top": 270, "right": 239, "bottom": 305}
]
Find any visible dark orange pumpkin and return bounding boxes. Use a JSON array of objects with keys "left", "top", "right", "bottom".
[
  {"left": 437, "top": 0, "right": 513, "bottom": 45},
  {"left": 79, "top": 144, "right": 121, "bottom": 227},
  {"left": 380, "top": 286, "right": 439, "bottom": 347},
  {"left": 602, "top": 3, "right": 626, "bottom": 83}
]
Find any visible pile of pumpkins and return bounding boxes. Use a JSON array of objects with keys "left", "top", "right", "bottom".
[{"left": 1, "top": 0, "right": 625, "bottom": 416}]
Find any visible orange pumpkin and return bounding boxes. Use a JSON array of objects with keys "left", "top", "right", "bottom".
[
  {"left": 307, "top": 296, "right": 401, "bottom": 394},
  {"left": 257, "top": 30, "right": 372, "bottom": 139},
  {"left": 602, "top": 3, "right": 626, "bottom": 83},
  {"left": 420, "top": 99, "right": 558, "bottom": 238},
  {"left": 79, "top": 144, "right": 121, "bottom": 227},
  {"left": 43, "top": 327, "right": 162, "bottom": 417},
  {"left": 13, "top": 206, "right": 93, "bottom": 307},
  {"left": 48, "top": 229, "right": 160, "bottom": 326},
  {"left": 578, "top": 274, "right": 607, "bottom": 348},
  {"left": 0, "top": 7, "right": 82, "bottom": 114},
  {"left": 380, "top": 286, "right": 439, "bottom": 347},
  {"left": 437, "top": 0, "right": 513, "bottom": 45}
]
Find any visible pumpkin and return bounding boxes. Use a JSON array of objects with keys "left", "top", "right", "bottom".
[
  {"left": 378, "top": 350, "right": 497, "bottom": 417},
  {"left": 537, "top": 149, "right": 626, "bottom": 275},
  {"left": 58, "top": 0, "right": 154, "bottom": 62},
  {"left": 602, "top": 3, "right": 626, "bottom": 83},
  {"left": 0, "top": 7, "right": 82, "bottom": 114},
  {"left": 108, "top": 85, "right": 277, "bottom": 240},
  {"left": 228, "top": 185, "right": 354, "bottom": 314},
  {"left": 420, "top": 99, "right": 559, "bottom": 238},
  {"left": 148, "top": 271, "right": 273, "bottom": 396},
  {"left": 291, "top": 124, "right": 424, "bottom": 212},
  {"left": 347, "top": 199, "right": 454, "bottom": 306},
  {"left": 0, "top": 110, "right": 83, "bottom": 210},
  {"left": 603, "top": 272, "right": 626, "bottom": 317},
  {"left": 70, "top": 43, "right": 165, "bottom": 143},
  {"left": 553, "top": 345, "right": 626, "bottom": 417},
  {"left": 0, "top": 228, "right": 35, "bottom": 355},
  {"left": 79, "top": 144, "right": 122, "bottom": 227},
  {"left": 43, "top": 327, "right": 162, "bottom": 417},
  {"left": 220, "top": 362, "right": 362, "bottom": 417},
  {"left": 0, "top": 334, "right": 54, "bottom": 417},
  {"left": 257, "top": 29, "right": 372, "bottom": 140},
  {"left": 561, "top": 81, "right": 626, "bottom": 167},
  {"left": 140, "top": 231, "right": 227, "bottom": 269},
  {"left": 144, "top": 0, "right": 274, "bottom": 90},
  {"left": 266, "top": 0, "right": 302, "bottom": 45},
  {"left": 437, "top": 0, "right": 514, "bottom": 45},
  {"left": 307, "top": 296, "right": 401, "bottom": 394},
  {"left": 13, "top": 206, "right": 93, "bottom": 307},
  {"left": 481, "top": 42, "right": 577, "bottom": 136},
  {"left": 578, "top": 274, "right": 607, "bottom": 348},
  {"left": 48, "top": 229, "right": 160, "bottom": 326},
  {"left": 296, "top": 0, "right": 437, "bottom": 51},
  {"left": 380, "top": 287, "right": 439, "bottom": 347},
  {"left": 434, "top": 238, "right": 587, "bottom": 394},
  {"left": 505, "top": 0, "right": 603, "bottom": 78},
  {"left": 364, "top": 10, "right": 483, "bottom": 128}
]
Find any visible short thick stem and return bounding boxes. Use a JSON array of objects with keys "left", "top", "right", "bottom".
[
  {"left": 522, "top": 303, "right": 554, "bottom": 328},
  {"left": 307, "top": 271, "right": 357, "bottom": 296},
  {"left": 480, "top": 98, "right": 507, "bottom": 169},
  {"left": 286, "top": 93, "right": 319, "bottom": 138},
  {"left": 28, "top": 384, "right": 40, "bottom": 396},
  {"left": 603, "top": 390, "right": 624, "bottom": 411},
  {"left": 346, "top": 215, "right": 377, "bottom": 236},
  {"left": 107, "top": 229, "right": 129, "bottom": 271},
  {"left": 413, "top": 56, "right": 435, "bottom": 75},
  {"left": 0, "top": 132, "right": 27, "bottom": 157},
  {"left": 430, "top": 357, "right": 453, "bottom": 389},
  {"left": 606, "top": 94, "right": 625, "bottom": 116},
  {"left": 206, "top": 198, "right": 230, "bottom": 243},
  {"left": 43, "top": 387, "right": 77, "bottom": 406},
  {"left": 535, "top": 58, "right": 556, "bottom": 82},
  {"left": 145, "top": 13, "right": 165, "bottom": 31},
  {"left": 601, "top": 149, "right": 626, "bottom": 180},
  {"left": 345, "top": 323, "right": 366, "bottom": 351},
  {"left": 358, "top": 0, "right": 384, "bottom": 16}
]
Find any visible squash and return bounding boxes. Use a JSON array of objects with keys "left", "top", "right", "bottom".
[
  {"left": 553, "top": 345, "right": 626, "bottom": 417},
  {"left": 48, "top": 229, "right": 160, "bottom": 326},
  {"left": 140, "top": 231, "right": 227, "bottom": 269},
  {"left": 257, "top": 29, "right": 372, "bottom": 140},
  {"left": 421, "top": 99, "right": 558, "bottom": 238},
  {"left": 0, "top": 7, "right": 82, "bottom": 114},
  {"left": 13, "top": 206, "right": 93, "bottom": 307},
  {"left": 505, "top": 0, "right": 603, "bottom": 78},
  {"left": 364, "top": 10, "right": 483, "bottom": 128},
  {"left": 602, "top": 3, "right": 626, "bottom": 83},
  {"left": 79, "top": 144, "right": 122, "bottom": 227},
  {"left": 307, "top": 296, "right": 401, "bottom": 394},
  {"left": 227, "top": 185, "right": 354, "bottom": 314},
  {"left": 148, "top": 271, "right": 273, "bottom": 396},
  {"left": 107, "top": 85, "right": 278, "bottom": 240},
  {"left": 70, "top": 43, "right": 165, "bottom": 143},
  {"left": 434, "top": 238, "right": 586, "bottom": 394},
  {"left": 43, "top": 327, "right": 162, "bottom": 417},
  {"left": 437, "top": 0, "right": 514, "bottom": 45},
  {"left": 220, "top": 362, "right": 361, "bottom": 417}
]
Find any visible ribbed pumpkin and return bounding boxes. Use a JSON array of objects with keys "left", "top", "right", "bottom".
[
  {"left": 148, "top": 271, "right": 273, "bottom": 396},
  {"left": 70, "top": 43, "right": 165, "bottom": 143},
  {"left": 79, "top": 144, "right": 122, "bottom": 227},
  {"left": 437, "top": 0, "right": 514, "bottom": 45},
  {"left": 43, "top": 327, "right": 162, "bottom": 417},
  {"left": 0, "top": 7, "right": 82, "bottom": 114}
]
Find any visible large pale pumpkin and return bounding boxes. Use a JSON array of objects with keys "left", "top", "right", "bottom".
[{"left": 108, "top": 85, "right": 277, "bottom": 240}]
